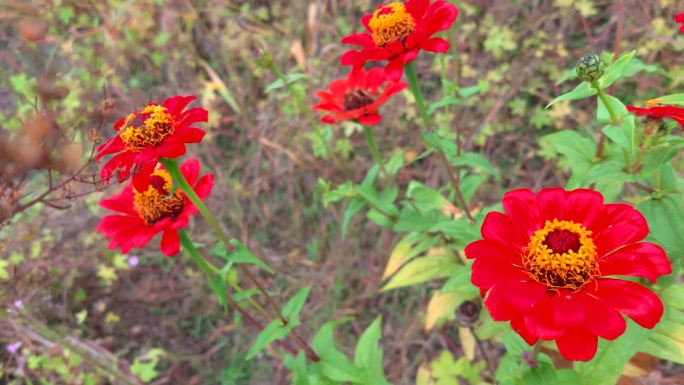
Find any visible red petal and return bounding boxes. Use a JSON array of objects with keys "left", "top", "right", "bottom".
[
  {"left": 464, "top": 239, "right": 521, "bottom": 263},
  {"left": 524, "top": 295, "right": 565, "bottom": 339},
  {"left": 174, "top": 127, "right": 205, "bottom": 143},
  {"left": 96, "top": 136, "right": 125, "bottom": 161},
  {"left": 484, "top": 280, "right": 546, "bottom": 320},
  {"left": 562, "top": 189, "right": 604, "bottom": 226},
  {"left": 176, "top": 107, "right": 209, "bottom": 130},
  {"left": 340, "top": 33, "right": 374, "bottom": 47},
  {"left": 577, "top": 292, "right": 626, "bottom": 340},
  {"left": 502, "top": 189, "right": 541, "bottom": 238},
  {"left": 556, "top": 328, "right": 598, "bottom": 361},
  {"left": 405, "top": 0, "right": 429, "bottom": 19},
  {"left": 599, "top": 242, "right": 671, "bottom": 282},
  {"left": 511, "top": 316, "right": 538, "bottom": 346},
  {"left": 470, "top": 257, "right": 528, "bottom": 289},
  {"left": 180, "top": 158, "right": 201, "bottom": 186},
  {"left": 340, "top": 50, "right": 364, "bottom": 66},
  {"left": 358, "top": 113, "right": 381, "bottom": 126},
  {"left": 161, "top": 230, "right": 181, "bottom": 256},
  {"left": 590, "top": 204, "right": 649, "bottom": 256},
  {"left": 593, "top": 278, "right": 664, "bottom": 329},
  {"left": 551, "top": 290, "right": 585, "bottom": 328},
  {"left": 480, "top": 211, "right": 528, "bottom": 249},
  {"left": 99, "top": 193, "right": 136, "bottom": 215},
  {"left": 420, "top": 37, "right": 450, "bottom": 52},
  {"left": 162, "top": 95, "right": 195, "bottom": 116},
  {"left": 384, "top": 59, "right": 404, "bottom": 81},
  {"left": 132, "top": 162, "right": 156, "bottom": 193},
  {"left": 537, "top": 188, "right": 565, "bottom": 221},
  {"left": 97, "top": 215, "right": 138, "bottom": 235},
  {"left": 193, "top": 174, "right": 215, "bottom": 200},
  {"left": 156, "top": 139, "right": 186, "bottom": 158}
]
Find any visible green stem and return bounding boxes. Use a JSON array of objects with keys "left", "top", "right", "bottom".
[
  {"left": 405, "top": 62, "right": 431, "bottom": 129},
  {"left": 179, "top": 229, "right": 219, "bottom": 277},
  {"left": 404, "top": 62, "right": 474, "bottom": 222},
  {"left": 593, "top": 81, "right": 620, "bottom": 124},
  {"left": 160, "top": 158, "right": 287, "bottom": 325},
  {"left": 179, "top": 229, "right": 275, "bottom": 320},
  {"left": 363, "top": 125, "right": 387, "bottom": 177},
  {"left": 592, "top": 81, "right": 619, "bottom": 159}
]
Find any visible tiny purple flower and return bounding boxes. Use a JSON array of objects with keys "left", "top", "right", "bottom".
[
  {"left": 6, "top": 342, "right": 22, "bottom": 354},
  {"left": 127, "top": 256, "right": 140, "bottom": 267},
  {"left": 13, "top": 300, "right": 23, "bottom": 309}
]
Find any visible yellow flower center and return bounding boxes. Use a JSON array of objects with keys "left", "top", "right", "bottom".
[
  {"left": 368, "top": 2, "right": 416, "bottom": 47},
  {"left": 644, "top": 98, "right": 660, "bottom": 107},
  {"left": 119, "top": 105, "right": 174, "bottom": 151},
  {"left": 133, "top": 169, "right": 185, "bottom": 225},
  {"left": 523, "top": 219, "right": 599, "bottom": 291}
]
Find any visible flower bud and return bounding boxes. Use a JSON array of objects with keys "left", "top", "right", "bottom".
[
  {"left": 576, "top": 54, "right": 605, "bottom": 83},
  {"left": 253, "top": 45, "right": 273, "bottom": 69}
]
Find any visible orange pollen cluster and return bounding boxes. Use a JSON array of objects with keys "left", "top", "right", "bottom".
[
  {"left": 368, "top": 2, "right": 416, "bottom": 47},
  {"left": 133, "top": 169, "right": 185, "bottom": 225},
  {"left": 119, "top": 105, "right": 174, "bottom": 151},
  {"left": 523, "top": 219, "right": 599, "bottom": 291}
]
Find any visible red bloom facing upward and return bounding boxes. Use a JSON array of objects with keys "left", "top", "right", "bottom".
[
  {"left": 341, "top": 0, "right": 458, "bottom": 81},
  {"left": 97, "top": 95, "right": 208, "bottom": 192},
  {"left": 312, "top": 68, "right": 407, "bottom": 125},
  {"left": 97, "top": 159, "right": 214, "bottom": 256},
  {"left": 465, "top": 188, "right": 671, "bottom": 361},
  {"left": 627, "top": 104, "right": 684, "bottom": 130},
  {"left": 676, "top": 13, "right": 684, "bottom": 32}
]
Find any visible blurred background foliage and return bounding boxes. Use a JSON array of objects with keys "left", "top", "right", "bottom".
[{"left": 1, "top": 0, "right": 683, "bottom": 384}]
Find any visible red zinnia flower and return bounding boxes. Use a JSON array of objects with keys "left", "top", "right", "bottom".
[
  {"left": 340, "top": 0, "right": 458, "bottom": 81},
  {"left": 97, "top": 159, "right": 214, "bottom": 256},
  {"left": 97, "top": 95, "right": 208, "bottom": 192},
  {"left": 465, "top": 188, "right": 671, "bottom": 361},
  {"left": 312, "top": 68, "right": 407, "bottom": 125},
  {"left": 627, "top": 104, "right": 684, "bottom": 130},
  {"left": 676, "top": 13, "right": 684, "bottom": 32}
]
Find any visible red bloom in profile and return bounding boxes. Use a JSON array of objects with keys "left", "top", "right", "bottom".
[
  {"left": 627, "top": 105, "right": 684, "bottom": 130},
  {"left": 465, "top": 188, "right": 671, "bottom": 361},
  {"left": 312, "top": 68, "right": 407, "bottom": 125},
  {"left": 340, "top": 0, "right": 458, "bottom": 81},
  {"left": 97, "top": 96, "right": 208, "bottom": 192},
  {"left": 676, "top": 13, "right": 684, "bottom": 32},
  {"left": 97, "top": 159, "right": 214, "bottom": 256}
]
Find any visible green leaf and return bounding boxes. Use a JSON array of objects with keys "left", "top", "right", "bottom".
[
  {"left": 381, "top": 252, "right": 459, "bottom": 291},
  {"left": 598, "top": 50, "right": 636, "bottom": 88},
  {"left": 284, "top": 352, "right": 311, "bottom": 385},
  {"left": 641, "top": 309, "right": 684, "bottom": 364},
  {"left": 546, "top": 82, "right": 597, "bottom": 109},
  {"left": 213, "top": 240, "right": 273, "bottom": 274},
  {"left": 575, "top": 319, "right": 652, "bottom": 385},
  {"left": 382, "top": 233, "right": 440, "bottom": 280},
  {"left": 265, "top": 73, "right": 308, "bottom": 93},
  {"left": 246, "top": 319, "right": 292, "bottom": 359},
  {"left": 406, "top": 181, "right": 454, "bottom": 214},
  {"left": 282, "top": 286, "right": 311, "bottom": 325},
  {"left": 207, "top": 275, "right": 228, "bottom": 311},
  {"left": 650, "top": 93, "right": 684, "bottom": 107},
  {"left": 638, "top": 195, "right": 684, "bottom": 258},
  {"left": 447, "top": 152, "right": 498, "bottom": 175},
  {"left": 354, "top": 317, "right": 387, "bottom": 383},
  {"left": 342, "top": 200, "right": 366, "bottom": 239},
  {"left": 596, "top": 94, "right": 628, "bottom": 125},
  {"left": 538, "top": 130, "right": 596, "bottom": 172}
]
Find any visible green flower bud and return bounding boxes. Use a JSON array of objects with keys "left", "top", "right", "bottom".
[
  {"left": 253, "top": 45, "right": 273, "bottom": 69},
  {"left": 576, "top": 54, "right": 605, "bottom": 83}
]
